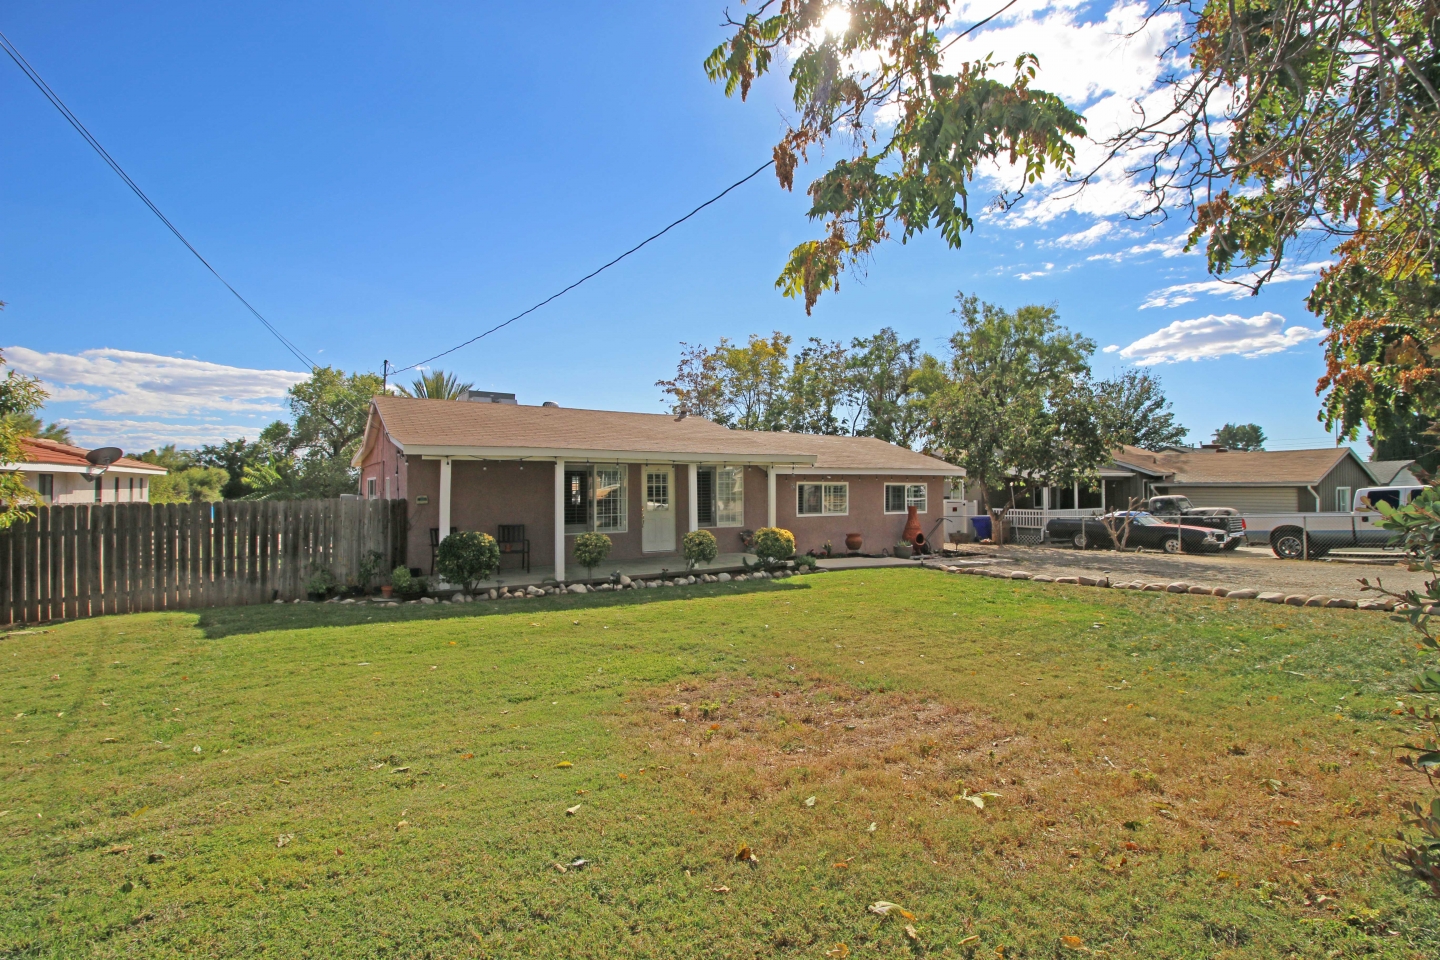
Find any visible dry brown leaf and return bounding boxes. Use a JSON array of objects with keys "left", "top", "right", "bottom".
[
  {"left": 103, "top": 844, "right": 132, "bottom": 856},
  {"left": 958, "top": 934, "right": 979, "bottom": 946},
  {"left": 556, "top": 761, "right": 573, "bottom": 768},
  {"left": 1060, "top": 935, "right": 1085, "bottom": 950},
  {"left": 565, "top": 804, "right": 582, "bottom": 816},
  {"left": 824, "top": 945, "right": 850, "bottom": 959},
  {"left": 904, "top": 924, "right": 919, "bottom": 941},
  {"left": 735, "top": 843, "right": 757, "bottom": 862},
  {"left": 711, "top": 884, "right": 731, "bottom": 893},
  {"left": 868, "top": 901, "right": 914, "bottom": 920}
]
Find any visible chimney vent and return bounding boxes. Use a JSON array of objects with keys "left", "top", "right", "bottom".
[{"left": 542, "top": 401, "right": 559, "bottom": 408}]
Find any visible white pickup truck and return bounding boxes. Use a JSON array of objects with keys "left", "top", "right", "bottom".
[{"left": 1241, "top": 484, "right": 1424, "bottom": 559}]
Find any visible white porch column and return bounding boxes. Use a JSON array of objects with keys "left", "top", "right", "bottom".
[
  {"left": 553, "top": 459, "right": 566, "bottom": 582},
  {"left": 1100, "top": 481, "right": 1106, "bottom": 512},
  {"left": 1073, "top": 480, "right": 1081, "bottom": 510},
  {"left": 766, "top": 467, "right": 777, "bottom": 528},
  {"left": 438, "top": 457, "right": 453, "bottom": 542},
  {"left": 1041, "top": 486, "right": 1051, "bottom": 511},
  {"left": 687, "top": 464, "right": 699, "bottom": 532}
]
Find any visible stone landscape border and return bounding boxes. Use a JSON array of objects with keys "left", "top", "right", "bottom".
[{"left": 925, "top": 561, "right": 1409, "bottom": 612}]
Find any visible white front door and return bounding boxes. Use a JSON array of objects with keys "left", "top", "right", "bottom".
[{"left": 642, "top": 466, "right": 676, "bottom": 553}]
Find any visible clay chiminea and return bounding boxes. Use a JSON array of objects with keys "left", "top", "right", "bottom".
[
  {"left": 845, "top": 532, "right": 864, "bottom": 553},
  {"left": 902, "top": 505, "right": 923, "bottom": 544}
]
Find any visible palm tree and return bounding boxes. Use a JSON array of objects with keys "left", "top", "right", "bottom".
[{"left": 396, "top": 369, "right": 473, "bottom": 400}]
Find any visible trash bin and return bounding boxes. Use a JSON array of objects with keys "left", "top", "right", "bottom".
[{"left": 970, "top": 515, "right": 992, "bottom": 542}]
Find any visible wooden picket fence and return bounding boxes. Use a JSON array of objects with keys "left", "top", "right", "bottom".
[{"left": 0, "top": 498, "right": 407, "bottom": 626}]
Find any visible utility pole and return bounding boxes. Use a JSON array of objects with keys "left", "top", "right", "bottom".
[{"left": 382, "top": 360, "right": 389, "bottom": 392}]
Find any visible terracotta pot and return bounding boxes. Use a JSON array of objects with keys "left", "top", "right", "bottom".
[
  {"left": 845, "top": 532, "right": 864, "bottom": 553},
  {"left": 381, "top": 585, "right": 394, "bottom": 599},
  {"left": 902, "top": 505, "right": 922, "bottom": 544}
]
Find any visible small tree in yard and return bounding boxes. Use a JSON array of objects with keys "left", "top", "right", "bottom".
[
  {"left": 435, "top": 531, "right": 500, "bottom": 595},
  {"left": 1098, "top": 499, "right": 1145, "bottom": 552},
  {"left": 683, "top": 530, "right": 719, "bottom": 570},
  {"left": 573, "top": 532, "right": 612, "bottom": 580},
  {"left": 751, "top": 527, "right": 795, "bottom": 569},
  {"left": 1362, "top": 486, "right": 1440, "bottom": 897}
]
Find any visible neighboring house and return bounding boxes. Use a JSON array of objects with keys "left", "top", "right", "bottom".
[
  {"left": 1108, "top": 444, "right": 1374, "bottom": 513},
  {"left": 352, "top": 396, "right": 963, "bottom": 579},
  {"left": 3, "top": 437, "right": 167, "bottom": 505},
  {"left": 1365, "top": 459, "right": 1422, "bottom": 486}
]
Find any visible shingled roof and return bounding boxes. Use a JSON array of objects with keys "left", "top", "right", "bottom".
[
  {"left": 11, "top": 437, "right": 164, "bottom": 473},
  {"left": 1110, "top": 444, "right": 1361, "bottom": 485},
  {"left": 359, "top": 396, "right": 961, "bottom": 474}
]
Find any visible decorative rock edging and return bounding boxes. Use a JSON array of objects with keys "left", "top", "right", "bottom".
[
  {"left": 306, "top": 567, "right": 819, "bottom": 607},
  {"left": 929, "top": 562, "right": 1396, "bottom": 612}
]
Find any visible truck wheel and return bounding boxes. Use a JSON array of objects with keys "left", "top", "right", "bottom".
[
  {"left": 1271, "top": 528, "right": 1306, "bottom": 560},
  {"left": 1071, "top": 532, "right": 1089, "bottom": 549},
  {"left": 1223, "top": 539, "right": 1242, "bottom": 551},
  {"left": 1160, "top": 536, "right": 1181, "bottom": 554}
]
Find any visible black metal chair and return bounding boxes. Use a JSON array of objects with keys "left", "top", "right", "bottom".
[
  {"left": 429, "top": 526, "right": 457, "bottom": 575},
  {"left": 497, "top": 524, "right": 530, "bottom": 573}
]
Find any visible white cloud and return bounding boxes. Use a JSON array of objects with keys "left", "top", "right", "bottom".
[
  {"left": 1102, "top": 344, "right": 1120, "bottom": 353},
  {"left": 1139, "top": 261, "right": 1330, "bottom": 308},
  {"left": 1043, "top": 221, "right": 1115, "bottom": 249},
  {"left": 1017, "top": 262, "right": 1055, "bottom": 280},
  {"left": 3, "top": 347, "right": 306, "bottom": 417},
  {"left": 1087, "top": 232, "right": 1193, "bottom": 262},
  {"left": 1114, "top": 312, "right": 1322, "bottom": 364},
  {"left": 56, "top": 419, "right": 269, "bottom": 451}
]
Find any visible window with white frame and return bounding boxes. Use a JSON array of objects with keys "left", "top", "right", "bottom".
[
  {"left": 1335, "top": 486, "right": 1352, "bottom": 512},
  {"left": 884, "top": 482, "right": 928, "bottom": 514},
  {"left": 367, "top": 477, "right": 377, "bottom": 498},
  {"left": 593, "top": 465, "right": 627, "bottom": 532},
  {"left": 797, "top": 482, "right": 848, "bottom": 516},
  {"left": 565, "top": 464, "right": 628, "bottom": 534},
  {"left": 715, "top": 466, "right": 744, "bottom": 526}
]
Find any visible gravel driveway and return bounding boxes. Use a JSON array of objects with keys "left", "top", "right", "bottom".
[{"left": 935, "top": 543, "right": 1426, "bottom": 601}]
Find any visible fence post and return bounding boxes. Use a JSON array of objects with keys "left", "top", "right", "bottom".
[{"left": 1302, "top": 513, "right": 1309, "bottom": 561}]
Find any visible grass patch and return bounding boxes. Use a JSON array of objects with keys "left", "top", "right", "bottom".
[{"left": 2, "top": 569, "right": 1438, "bottom": 957}]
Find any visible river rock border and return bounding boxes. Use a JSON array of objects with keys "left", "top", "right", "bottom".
[
  {"left": 929, "top": 563, "right": 1407, "bottom": 612},
  {"left": 321, "top": 568, "right": 814, "bottom": 607}
]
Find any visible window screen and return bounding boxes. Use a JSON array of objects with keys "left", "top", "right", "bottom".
[
  {"left": 564, "top": 470, "right": 590, "bottom": 527},
  {"left": 1335, "top": 486, "right": 1351, "bottom": 512},
  {"left": 797, "top": 482, "right": 848, "bottom": 516},
  {"left": 885, "top": 484, "right": 906, "bottom": 512},
  {"left": 715, "top": 467, "right": 744, "bottom": 526},
  {"left": 594, "top": 465, "right": 626, "bottom": 532},
  {"left": 696, "top": 468, "right": 715, "bottom": 527}
]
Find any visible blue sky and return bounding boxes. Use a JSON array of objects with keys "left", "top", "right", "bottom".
[{"left": 0, "top": 1, "right": 1346, "bottom": 453}]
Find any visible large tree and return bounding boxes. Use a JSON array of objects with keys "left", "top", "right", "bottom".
[
  {"left": 241, "top": 368, "right": 384, "bottom": 500},
  {"left": 706, "top": 0, "right": 1085, "bottom": 312},
  {"left": 927, "top": 293, "right": 1100, "bottom": 507},
  {"left": 0, "top": 347, "right": 47, "bottom": 528},
  {"left": 845, "top": 328, "right": 934, "bottom": 446},
  {"left": 2, "top": 411, "right": 71, "bottom": 444},
  {"left": 396, "top": 369, "right": 473, "bottom": 400},
  {"left": 1089, "top": 0, "right": 1440, "bottom": 443},
  {"left": 1093, "top": 370, "right": 1189, "bottom": 450},
  {"left": 1212, "top": 422, "right": 1266, "bottom": 451}
]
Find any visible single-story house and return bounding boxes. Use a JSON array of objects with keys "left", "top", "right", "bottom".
[
  {"left": 1365, "top": 459, "right": 1421, "bottom": 486},
  {"left": 1107, "top": 444, "right": 1375, "bottom": 513},
  {"left": 352, "top": 395, "right": 963, "bottom": 579},
  {"left": 2, "top": 437, "right": 166, "bottom": 505}
]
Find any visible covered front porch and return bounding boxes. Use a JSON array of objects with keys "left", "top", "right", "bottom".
[{"left": 418, "top": 456, "right": 789, "bottom": 582}]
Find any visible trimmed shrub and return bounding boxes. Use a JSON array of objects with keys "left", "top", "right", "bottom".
[
  {"left": 572, "top": 532, "right": 612, "bottom": 579},
  {"left": 752, "top": 527, "right": 796, "bottom": 568},
  {"left": 390, "top": 565, "right": 423, "bottom": 598},
  {"left": 435, "top": 531, "right": 500, "bottom": 593},
  {"left": 682, "top": 529, "right": 719, "bottom": 570}
]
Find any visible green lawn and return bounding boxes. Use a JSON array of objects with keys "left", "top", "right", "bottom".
[{"left": 3, "top": 568, "right": 1438, "bottom": 958}]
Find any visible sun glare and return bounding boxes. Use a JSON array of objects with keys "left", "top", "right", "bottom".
[{"left": 820, "top": 6, "right": 850, "bottom": 38}]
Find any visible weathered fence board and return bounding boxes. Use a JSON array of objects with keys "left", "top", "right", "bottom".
[{"left": 0, "top": 498, "right": 406, "bottom": 625}]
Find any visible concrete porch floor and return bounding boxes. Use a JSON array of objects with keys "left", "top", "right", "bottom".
[{"left": 446, "top": 551, "right": 757, "bottom": 590}]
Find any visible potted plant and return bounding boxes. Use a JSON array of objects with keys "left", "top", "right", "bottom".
[
  {"left": 436, "top": 531, "right": 502, "bottom": 596},
  {"left": 893, "top": 541, "right": 914, "bottom": 560},
  {"left": 683, "top": 529, "right": 718, "bottom": 570},
  {"left": 573, "top": 532, "right": 613, "bottom": 580}
]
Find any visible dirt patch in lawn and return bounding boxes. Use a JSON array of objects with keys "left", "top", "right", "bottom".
[{"left": 625, "top": 675, "right": 1024, "bottom": 796}]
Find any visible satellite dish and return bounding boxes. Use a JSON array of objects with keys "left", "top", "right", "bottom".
[{"left": 84, "top": 446, "right": 124, "bottom": 478}]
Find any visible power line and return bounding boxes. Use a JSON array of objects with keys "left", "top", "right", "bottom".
[
  {"left": 391, "top": 158, "right": 776, "bottom": 374},
  {"left": 0, "top": 29, "right": 317, "bottom": 370},
  {"left": 391, "top": 1, "right": 1025, "bottom": 375}
]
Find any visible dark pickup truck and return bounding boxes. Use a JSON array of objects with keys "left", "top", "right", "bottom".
[
  {"left": 1141, "top": 496, "right": 1246, "bottom": 548},
  {"left": 1045, "top": 512, "right": 1235, "bottom": 554}
]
